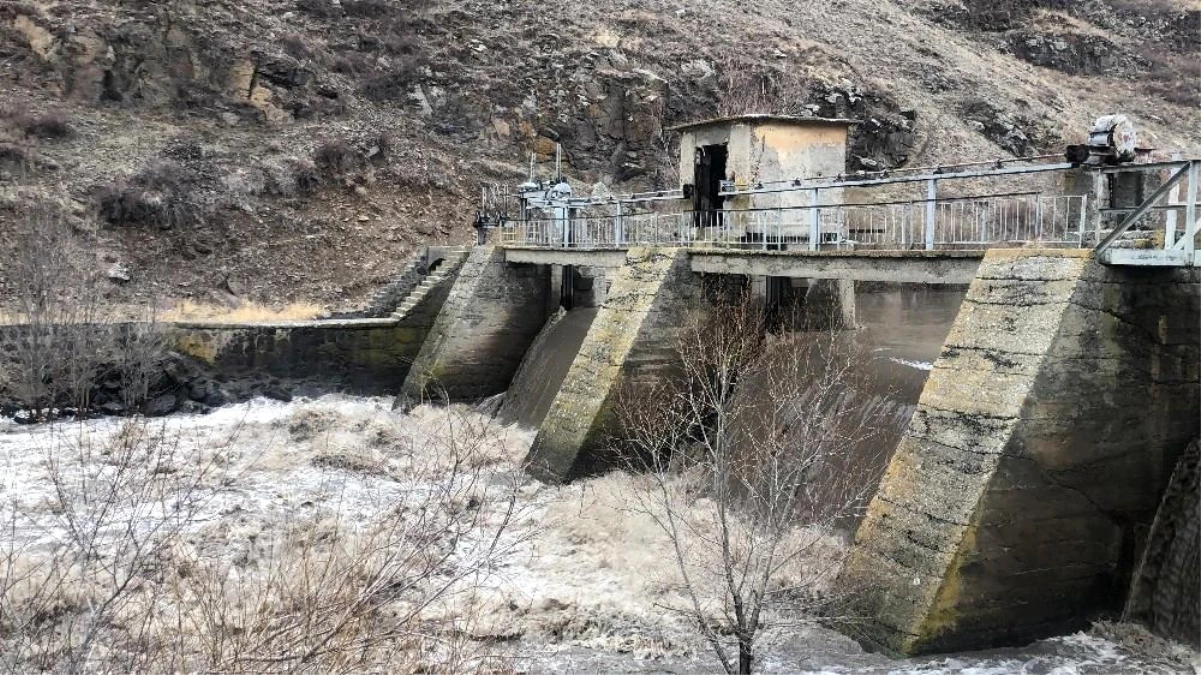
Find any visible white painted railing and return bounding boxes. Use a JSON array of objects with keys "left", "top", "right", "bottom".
[{"left": 497, "top": 194, "right": 1090, "bottom": 250}]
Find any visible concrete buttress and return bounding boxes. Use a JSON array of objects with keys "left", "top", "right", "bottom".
[
  {"left": 838, "top": 249, "right": 1200, "bottom": 655},
  {"left": 397, "top": 246, "right": 549, "bottom": 405},
  {"left": 524, "top": 247, "right": 698, "bottom": 482}
]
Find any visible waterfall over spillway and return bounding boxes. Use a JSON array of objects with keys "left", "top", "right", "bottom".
[
  {"left": 1125, "top": 439, "right": 1200, "bottom": 648},
  {"left": 500, "top": 307, "right": 599, "bottom": 429}
]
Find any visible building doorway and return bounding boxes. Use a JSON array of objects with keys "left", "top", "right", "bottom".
[{"left": 693, "top": 144, "right": 728, "bottom": 230}]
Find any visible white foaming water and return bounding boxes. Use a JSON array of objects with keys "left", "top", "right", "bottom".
[
  {"left": 0, "top": 395, "right": 1190, "bottom": 673},
  {"left": 888, "top": 357, "right": 934, "bottom": 371}
]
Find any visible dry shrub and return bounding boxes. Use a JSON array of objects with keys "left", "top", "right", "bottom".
[
  {"left": 0, "top": 143, "right": 31, "bottom": 175},
  {"left": 714, "top": 56, "right": 810, "bottom": 118},
  {"left": 313, "top": 138, "right": 361, "bottom": 178},
  {"left": 957, "top": 0, "right": 1066, "bottom": 30},
  {"left": 161, "top": 299, "right": 326, "bottom": 323},
  {"left": 0, "top": 402, "right": 528, "bottom": 673},
  {"left": 1, "top": 105, "right": 72, "bottom": 140},
  {"left": 98, "top": 160, "right": 206, "bottom": 230},
  {"left": 296, "top": 0, "right": 341, "bottom": 18},
  {"left": 0, "top": 208, "right": 166, "bottom": 417},
  {"left": 17, "top": 111, "right": 72, "bottom": 140},
  {"left": 360, "top": 68, "right": 421, "bottom": 103},
  {"left": 342, "top": 0, "right": 391, "bottom": 18}
]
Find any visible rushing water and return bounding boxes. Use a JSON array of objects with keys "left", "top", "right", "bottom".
[{"left": 500, "top": 307, "right": 599, "bottom": 428}]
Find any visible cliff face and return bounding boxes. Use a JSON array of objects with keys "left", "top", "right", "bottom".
[{"left": 0, "top": 0, "right": 1197, "bottom": 308}]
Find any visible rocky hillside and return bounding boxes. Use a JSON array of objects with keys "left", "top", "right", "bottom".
[{"left": 0, "top": 0, "right": 1197, "bottom": 309}]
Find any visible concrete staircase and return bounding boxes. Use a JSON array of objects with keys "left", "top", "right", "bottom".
[{"left": 390, "top": 248, "right": 469, "bottom": 319}]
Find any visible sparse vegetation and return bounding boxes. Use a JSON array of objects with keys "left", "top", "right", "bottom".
[
  {"left": 615, "top": 292, "right": 887, "bottom": 675},
  {"left": 0, "top": 208, "right": 166, "bottom": 418},
  {"left": 98, "top": 160, "right": 207, "bottom": 230},
  {"left": 161, "top": 299, "right": 326, "bottom": 323}
]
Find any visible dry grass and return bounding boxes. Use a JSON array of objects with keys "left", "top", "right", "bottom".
[
  {"left": 0, "top": 300, "right": 327, "bottom": 325},
  {"left": 162, "top": 299, "right": 326, "bottom": 323}
]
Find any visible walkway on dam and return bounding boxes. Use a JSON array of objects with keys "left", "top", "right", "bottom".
[{"left": 505, "top": 247, "right": 985, "bottom": 284}]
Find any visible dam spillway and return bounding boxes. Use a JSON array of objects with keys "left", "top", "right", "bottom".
[{"left": 386, "top": 244, "right": 1198, "bottom": 656}]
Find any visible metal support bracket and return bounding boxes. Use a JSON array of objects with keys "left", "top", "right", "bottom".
[{"left": 1095, "top": 163, "right": 1192, "bottom": 254}]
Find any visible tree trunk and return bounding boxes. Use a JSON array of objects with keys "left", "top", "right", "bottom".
[{"left": 739, "top": 638, "right": 752, "bottom": 675}]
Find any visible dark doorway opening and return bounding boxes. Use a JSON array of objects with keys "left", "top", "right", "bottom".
[
  {"left": 693, "top": 144, "right": 728, "bottom": 230},
  {"left": 560, "top": 265, "right": 575, "bottom": 311}
]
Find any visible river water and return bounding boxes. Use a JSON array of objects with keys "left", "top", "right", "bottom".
[{"left": 490, "top": 286, "right": 1193, "bottom": 672}]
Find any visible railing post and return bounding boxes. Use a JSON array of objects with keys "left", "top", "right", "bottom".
[
  {"left": 924, "top": 178, "right": 937, "bottom": 250},
  {"left": 615, "top": 200, "right": 624, "bottom": 247},
  {"left": 1166, "top": 153, "right": 1182, "bottom": 250},
  {"left": 1077, "top": 195, "right": 1087, "bottom": 247},
  {"left": 1087, "top": 170, "right": 1104, "bottom": 246},
  {"left": 1035, "top": 194, "right": 1044, "bottom": 242},
  {"left": 809, "top": 188, "right": 820, "bottom": 251},
  {"left": 1186, "top": 160, "right": 1198, "bottom": 259}
]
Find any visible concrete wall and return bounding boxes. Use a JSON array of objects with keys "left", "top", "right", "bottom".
[
  {"left": 170, "top": 268, "right": 453, "bottom": 395},
  {"left": 678, "top": 120, "right": 849, "bottom": 243},
  {"left": 398, "top": 246, "right": 550, "bottom": 404},
  {"left": 838, "top": 250, "right": 1200, "bottom": 655},
  {"left": 525, "top": 247, "right": 702, "bottom": 482}
]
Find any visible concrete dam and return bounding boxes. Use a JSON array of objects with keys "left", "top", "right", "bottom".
[{"left": 162, "top": 115, "right": 1199, "bottom": 655}]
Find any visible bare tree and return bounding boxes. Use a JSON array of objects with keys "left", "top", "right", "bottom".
[
  {"left": 0, "top": 399, "right": 527, "bottom": 674},
  {"left": 0, "top": 207, "right": 165, "bottom": 418},
  {"left": 616, "top": 291, "right": 886, "bottom": 675}
]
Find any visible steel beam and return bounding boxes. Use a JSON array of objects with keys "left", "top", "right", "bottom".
[{"left": 1095, "top": 164, "right": 1191, "bottom": 254}]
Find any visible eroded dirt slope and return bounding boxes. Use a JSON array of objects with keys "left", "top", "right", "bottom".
[{"left": 0, "top": 0, "right": 1197, "bottom": 309}]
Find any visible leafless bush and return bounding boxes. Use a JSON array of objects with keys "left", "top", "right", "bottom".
[
  {"left": 615, "top": 291, "right": 886, "bottom": 674},
  {"left": 360, "top": 67, "right": 422, "bottom": 103},
  {"left": 715, "top": 56, "right": 810, "bottom": 118},
  {"left": 17, "top": 111, "right": 72, "bottom": 140},
  {"left": 313, "top": 139, "right": 362, "bottom": 178},
  {"left": 0, "top": 209, "right": 166, "bottom": 418},
  {"left": 98, "top": 160, "right": 205, "bottom": 230},
  {"left": 2, "top": 105, "right": 71, "bottom": 141},
  {"left": 0, "top": 143, "right": 31, "bottom": 175},
  {"left": 0, "top": 401, "right": 526, "bottom": 673}
]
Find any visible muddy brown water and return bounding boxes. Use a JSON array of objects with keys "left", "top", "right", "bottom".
[{"left": 502, "top": 287, "right": 967, "bottom": 494}]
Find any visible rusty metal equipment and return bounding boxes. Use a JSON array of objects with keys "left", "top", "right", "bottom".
[{"left": 1067, "top": 114, "right": 1138, "bottom": 166}]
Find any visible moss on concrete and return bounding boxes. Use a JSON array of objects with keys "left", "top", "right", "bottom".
[
  {"left": 838, "top": 251, "right": 1200, "bottom": 655},
  {"left": 525, "top": 247, "right": 696, "bottom": 482}
]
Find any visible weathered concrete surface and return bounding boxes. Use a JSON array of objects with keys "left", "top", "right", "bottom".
[
  {"left": 505, "top": 248, "right": 629, "bottom": 268},
  {"left": 838, "top": 249, "right": 1200, "bottom": 655},
  {"left": 690, "top": 250, "right": 983, "bottom": 284},
  {"left": 169, "top": 270, "right": 453, "bottom": 395},
  {"left": 525, "top": 247, "right": 700, "bottom": 482},
  {"left": 398, "top": 246, "right": 549, "bottom": 404},
  {"left": 804, "top": 278, "right": 857, "bottom": 328}
]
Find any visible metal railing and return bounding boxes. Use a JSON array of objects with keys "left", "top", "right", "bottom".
[{"left": 497, "top": 194, "right": 1090, "bottom": 251}]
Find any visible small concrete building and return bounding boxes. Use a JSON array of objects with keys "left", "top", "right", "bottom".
[{"left": 677, "top": 114, "right": 855, "bottom": 220}]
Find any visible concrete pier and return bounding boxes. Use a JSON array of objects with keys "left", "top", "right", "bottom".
[
  {"left": 397, "top": 246, "right": 550, "bottom": 405},
  {"left": 838, "top": 250, "right": 1200, "bottom": 655},
  {"left": 524, "top": 247, "right": 700, "bottom": 481}
]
